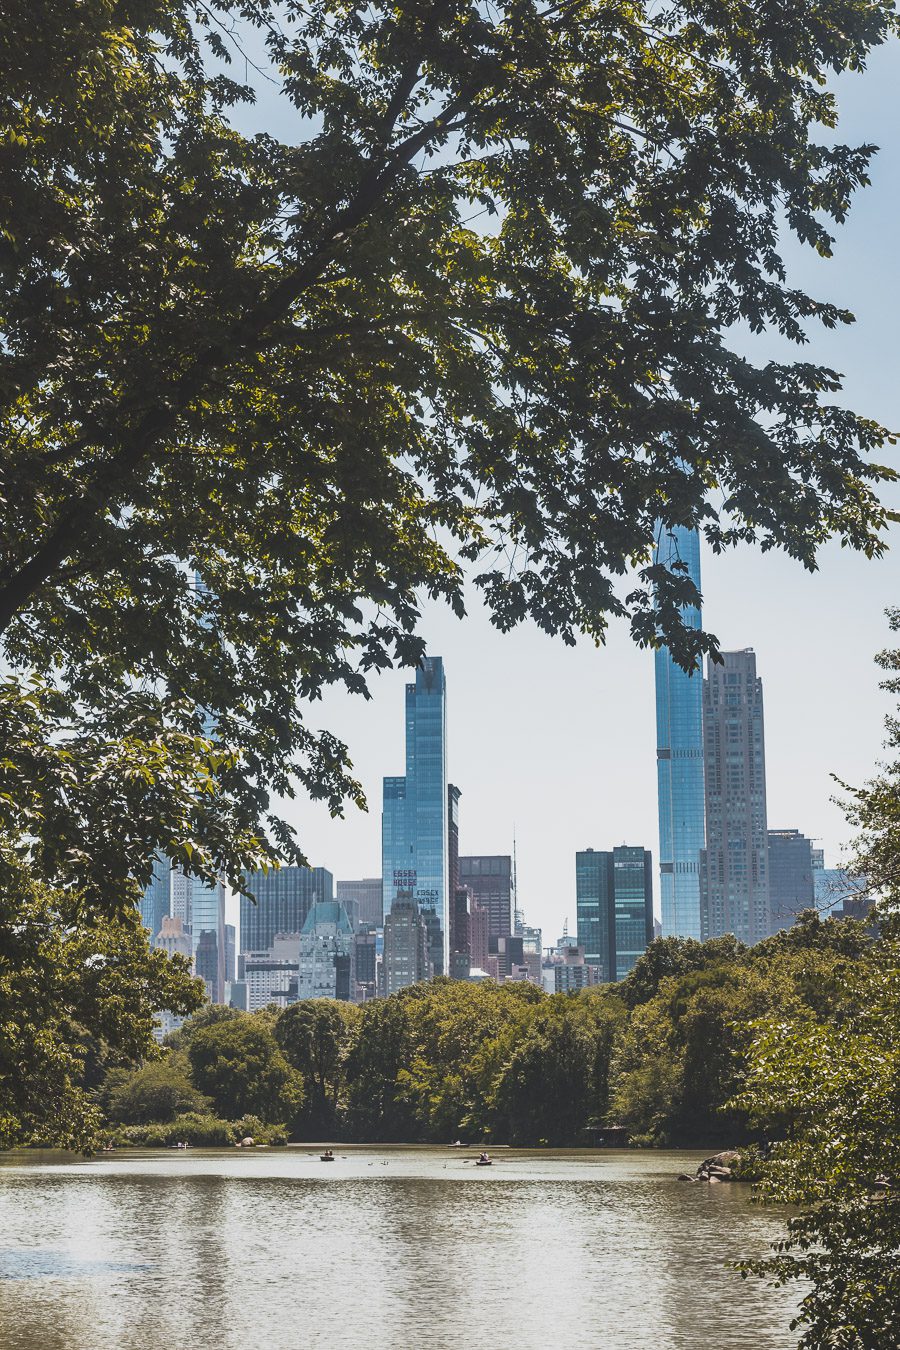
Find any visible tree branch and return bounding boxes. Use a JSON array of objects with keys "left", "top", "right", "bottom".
[{"left": 0, "top": 29, "right": 488, "bottom": 636}]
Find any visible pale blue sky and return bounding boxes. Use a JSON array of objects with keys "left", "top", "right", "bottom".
[{"left": 231, "top": 36, "right": 900, "bottom": 941}]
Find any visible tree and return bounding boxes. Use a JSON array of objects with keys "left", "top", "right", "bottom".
[
  {"left": 736, "top": 946, "right": 900, "bottom": 1349},
  {"left": 837, "top": 607, "right": 900, "bottom": 909},
  {"left": 186, "top": 1014, "right": 304, "bottom": 1122},
  {"left": 619, "top": 934, "right": 747, "bottom": 1008},
  {"left": 1, "top": 0, "right": 897, "bottom": 912},
  {"left": 275, "top": 999, "right": 360, "bottom": 1136},
  {"left": 731, "top": 619, "right": 900, "bottom": 1347},
  {"left": 490, "top": 993, "right": 623, "bottom": 1145},
  {"left": 105, "top": 1057, "right": 213, "bottom": 1124},
  {"left": 609, "top": 926, "right": 867, "bottom": 1144},
  {"left": 342, "top": 996, "right": 419, "bottom": 1142},
  {"left": 0, "top": 851, "right": 204, "bottom": 1151}
]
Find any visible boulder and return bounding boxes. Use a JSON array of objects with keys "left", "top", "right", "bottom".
[{"left": 679, "top": 1150, "right": 742, "bottom": 1182}]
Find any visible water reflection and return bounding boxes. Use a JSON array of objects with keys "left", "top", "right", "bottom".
[{"left": 0, "top": 1150, "right": 796, "bottom": 1350}]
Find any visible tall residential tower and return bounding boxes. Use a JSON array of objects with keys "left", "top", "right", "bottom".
[
  {"left": 700, "top": 649, "right": 770, "bottom": 944},
  {"left": 381, "top": 657, "right": 449, "bottom": 973},
  {"left": 654, "top": 526, "right": 706, "bottom": 938}
]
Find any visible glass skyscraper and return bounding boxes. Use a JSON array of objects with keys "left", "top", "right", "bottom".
[
  {"left": 576, "top": 846, "right": 653, "bottom": 981},
  {"left": 240, "top": 866, "right": 334, "bottom": 952},
  {"left": 381, "top": 657, "right": 448, "bottom": 973},
  {"left": 654, "top": 525, "right": 706, "bottom": 939},
  {"left": 576, "top": 848, "right": 613, "bottom": 981},
  {"left": 140, "top": 855, "right": 171, "bottom": 943},
  {"left": 191, "top": 877, "right": 227, "bottom": 1003}
]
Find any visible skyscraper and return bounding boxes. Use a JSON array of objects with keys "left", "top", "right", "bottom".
[
  {"left": 458, "top": 856, "right": 512, "bottom": 941},
  {"left": 469, "top": 901, "right": 489, "bottom": 973},
  {"left": 383, "top": 892, "right": 430, "bottom": 995},
  {"left": 700, "top": 649, "right": 770, "bottom": 944},
  {"left": 447, "top": 784, "right": 470, "bottom": 977},
  {"left": 576, "top": 846, "right": 654, "bottom": 982},
  {"left": 654, "top": 525, "right": 706, "bottom": 940},
  {"left": 381, "top": 657, "right": 448, "bottom": 972},
  {"left": 297, "top": 902, "right": 355, "bottom": 1001},
  {"left": 768, "top": 828, "right": 815, "bottom": 933},
  {"left": 576, "top": 848, "right": 613, "bottom": 980},
  {"left": 140, "top": 856, "right": 171, "bottom": 944},
  {"left": 240, "top": 866, "right": 334, "bottom": 952},
  {"left": 192, "top": 878, "right": 227, "bottom": 1003},
  {"left": 336, "top": 878, "right": 383, "bottom": 926}
]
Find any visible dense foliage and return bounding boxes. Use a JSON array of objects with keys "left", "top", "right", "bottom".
[
  {"left": 734, "top": 940, "right": 900, "bottom": 1350},
  {"left": 729, "top": 616, "right": 900, "bottom": 1350},
  {"left": 0, "top": 852, "right": 204, "bottom": 1152},
  {"left": 1, "top": 0, "right": 898, "bottom": 918},
  {"left": 85, "top": 915, "right": 876, "bottom": 1154}
]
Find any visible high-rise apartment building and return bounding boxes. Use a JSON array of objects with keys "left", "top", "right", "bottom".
[
  {"left": 297, "top": 902, "right": 355, "bottom": 1001},
  {"left": 336, "top": 878, "right": 383, "bottom": 927},
  {"left": 654, "top": 525, "right": 706, "bottom": 939},
  {"left": 240, "top": 866, "right": 334, "bottom": 952},
  {"left": 240, "top": 934, "right": 299, "bottom": 1012},
  {"left": 700, "top": 649, "right": 770, "bottom": 944},
  {"left": 140, "top": 856, "right": 171, "bottom": 943},
  {"left": 450, "top": 887, "right": 471, "bottom": 980},
  {"left": 382, "top": 892, "right": 430, "bottom": 995},
  {"left": 155, "top": 914, "right": 192, "bottom": 961},
  {"left": 576, "top": 849, "right": 612, "bottom": 980},
  {"left": 458, "top": 855, "right": 512, "bottom": 941},
  {"left": 576, "top": 846, "right": 653, "bottom": 982},
  {"left": 171, "top": 866, "right": 192, "bottom": 926},
  {"left": 381, "top": 657, "right": 448, "bottom": 972},
  {"left": 192, "top": 878, "right": 227, "bottom": 1003},
  {"left": 469, "top": 901, "right": 489, "bottom": 973},
  {"left": 354, "top": 924, "right": 378, "bottom": 998},
  {"left": 447, "top": 783, "right": 471, "bottom": 978},
  {"left": 768, "top": 829, "right": 815, "bottom": 933}
]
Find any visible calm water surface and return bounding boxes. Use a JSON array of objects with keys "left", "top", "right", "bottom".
[{"left": 0, "top": 1147, "right": 798, "bottom": 1350}]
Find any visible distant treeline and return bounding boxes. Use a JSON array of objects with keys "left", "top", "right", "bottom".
[{"left": 99, "top": 912, "right": 874, "bottom": 1148}]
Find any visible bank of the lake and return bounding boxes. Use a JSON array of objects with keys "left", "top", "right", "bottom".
[{"left": 0, "top": 1147, "right": 797, "bottom": 1350}]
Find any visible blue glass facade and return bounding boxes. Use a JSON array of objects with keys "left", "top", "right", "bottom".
[
  {"left": 576, "top": 849, "right": 613, "bottom": 982},
  {"left": 654, "top": 526, "right": 706, "bottom": 939},
  {"left": 140, "top": 855, "right": 171, "bottom": 943},
  {"left": 381, "top": 658, "right": 448, "bottom": 972},
  {"left": 576, "top": 846, "right": 653, "bottom": 981},
  {"left": 191, "top": 878, "right": 227, "bottom": 1003},
  {"left": 612, "top": 846, "right": 653, "bottom": 979}
]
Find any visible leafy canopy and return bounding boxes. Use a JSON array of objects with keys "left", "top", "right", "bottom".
[
  {"left": 1, "top": 0, "right": 898, "bottom": 902},
  {"left": 0, "top": 851, "right": 204, "bottom": 1151},
  {"left": 186, "top": 1014, "right": 305, "bottom": 1121},
  {"left": 735, "top": 944, "right": 900, "bottom": 1350}
]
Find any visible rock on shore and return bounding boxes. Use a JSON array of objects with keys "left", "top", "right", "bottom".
[{"left": 678, "top": 1150, "right": 741, "bottom": 1183}]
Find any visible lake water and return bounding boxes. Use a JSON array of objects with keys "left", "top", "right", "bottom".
[{"left": 0, "top": 1147, "right": 798, "bottom": 1350}]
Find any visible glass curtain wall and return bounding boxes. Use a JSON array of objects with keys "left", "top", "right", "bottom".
[{"left": 654, "top": 526, "right": 706, "bottom": 939}]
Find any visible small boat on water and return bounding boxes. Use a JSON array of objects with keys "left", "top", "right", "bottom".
[
  {"left": 475, "top": 1153, "right": 492, "bottom": 1167},
  {"left": 320, "top": 1149, "right": 335, "bottom": 1162}
]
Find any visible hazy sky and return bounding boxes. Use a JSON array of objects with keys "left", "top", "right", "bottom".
[{"left": 230, "top": 35, "right": 900, "bottom": 941}]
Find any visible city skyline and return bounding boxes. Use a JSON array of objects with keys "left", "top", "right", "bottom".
[
  {"left": 237, "top": 39, "right": 900, "bottom": 946},
  {"left": 278, "top": 518, "right": 895, "bottom": 947}
]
